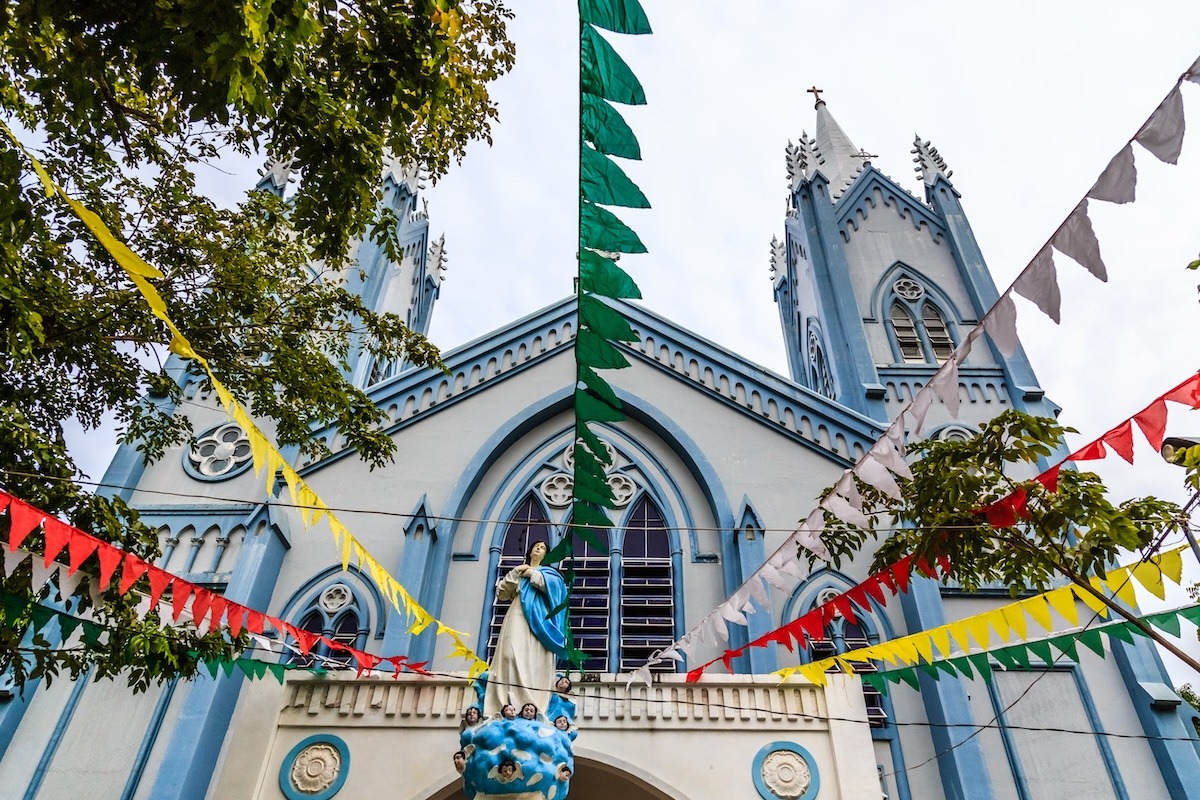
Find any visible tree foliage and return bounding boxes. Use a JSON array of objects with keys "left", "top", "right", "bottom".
[
  {"left": 811, "top": 410, "right": 1183, "bottom": 595},
  {"left": 0, "top": 0, "right": 514, "bottom": 691}
]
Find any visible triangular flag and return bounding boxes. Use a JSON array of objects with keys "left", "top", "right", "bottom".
[
  {"left": 1022, "top": 595, "right": 1054, "bottom": 632},
  {"left": 1104, "top": 571, "right": 1139, "bottom": 608},
  {"left": 2, "top": 548, "right": 29, "bottom": 578},
  {"left": 1027, "top": 638, "right": 1053, "bottom": 665},
  {"left": 95, "top": 543, "right": 123, "bottom": 590},
  {"left": 42, "top": 519, "right": 72, "bottom": 566},
  {"left": 1157, "top": 548, "right": 1183, "bottom": 587},
  {"left": 1134, "top": 86, "right": 1185, "bottom": 164},
  {"left": 117, "top": 553, "right": 149, "bottom": 595},
  {"left": 171, "top": 582, "right": 193, "bottom": 621},
  {"left": 823, "top": 493, "right": 871, "bottom": 529},
  {"left": 226, "top": 605, "right": 246, "bottom": 638},
  {"left": 1013, "top": 246, "right": 1062, "bottom": 324},
  {"left": 146, "top": 567, "right": 173, "bottom": 608},
  {"left": 930, "top": 627, "right": 952, "bottom": 658},
  {"left": 1067, "top": 440, "right": 1106, "bottom": 462},
  {"left": 1087, "top": 144, "right": 1136, "bottom": 204},
  {"left": 928, "top": 357, "right": 961, "bottom": 418},
  {"left": 1071, "top": 584, "right": 1109, "bottom": 619},
  {"left": 1045, "top": 587, "right": 1079, "bottom": 625},
  {"left": 965, "top": 616, "right": 991, "bottom": 650},
  {"left": 1100, "top": 421, "right": 1134, "bottom": 464},
  {"left": 1050, "top": 635, "right": 1080, "bottom": 663},
  {"left": 1129, "top": 562, "right": 1166, "bottom": 601},
  {"left": 1077, "top": 628, "right": 1106, "bottom": 658},
  {"left": 948, "top": 622, "right": 971, "bottom": 654},
  {"left": 1001, "top": 605, "right": 1028, "bottom": 640},
  {"left": 1133, "top": 399, "right": 1168, "bottom": 452},
  {"left": 1051, "top": 200, "right": 1107, "bottom": 282},
  {"left": 983, "top": 294, "right": 1019, "bottom": 357},
  {"left": 190, "top": 589, "right": 213, "bottom": 626},
  {"left": 30, "top": 560, "right": 58, "bottom": 594},
  {"left": 1036, "top": 465, "right": 1061, "bottom": 494},
  {"left": 907, "top": 387, "right": 934, "bottom": 436},
  {"left": 1163, "top": 373, "right": 1200, "bottom": 409},
  {"left": 7, "top": 501, "right": 43, "bottom": 551},
  {"left": 56, "top": 567, "right": 84, "bottom": 601},
  {"left": 67, "top": 533, "right": 99, "bottom": 575},
  {"left": 985, "top": 609, "right": 1012, "bottom": 642}
]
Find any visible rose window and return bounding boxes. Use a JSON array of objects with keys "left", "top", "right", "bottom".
[
  {"left": 188, "top": 423, "right": 253, "bottom": 478},
  {"left": 892, "top": 277, "right": 924, "bottom": 300}
]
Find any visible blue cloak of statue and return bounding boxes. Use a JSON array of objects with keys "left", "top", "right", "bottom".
[{"left": 519, "top": 565, "right": 570, "bottom": 658}]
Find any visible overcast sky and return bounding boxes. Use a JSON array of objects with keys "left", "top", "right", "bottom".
[{"left": 70, "top": 2, "right": 1200, "bottom": 681}]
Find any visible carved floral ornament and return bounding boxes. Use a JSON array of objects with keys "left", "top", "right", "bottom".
[
  {"left": 187, "top": 422, "right": 253, "bottom": 479},
  {"left": 289, "top": 743, "right": 341, "bottom": 794},
  {"left": 760, "top": 750, "right": 812, "bottom": 799}
]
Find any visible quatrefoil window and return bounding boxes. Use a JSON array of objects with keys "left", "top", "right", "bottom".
[{"left": 187, "top": 423, "right": 253, "bottom": 480}]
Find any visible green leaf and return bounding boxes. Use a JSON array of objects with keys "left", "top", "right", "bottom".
[
  {"left": 581, "top": 94, "right": 642, "bottom": 159},
  {"left": 576, "top": 328, "right": 631, "bottom": 370},
  {"left": 576, "top": 420, "right": 613, "bottom": 466},
  {"left": 580, "top": 26, "right": 647, "bottom": 106},
  {"left": 580, "top": 202, "right": 647, "bottom": 254},
  {"left": 580, "top": 249, "right": 642, "bottom": 299},
  {"left": 580, "top": 294, "right": 639, "bottom": 342},
  {"left": 576, "top": 387, "right": 626, "bottom": 423},
  {"left": 581, "top": 146, "right": 650, "bottom": 208},
  {"left": 579, "top": 0, "right": 653, "bottom": 35}
]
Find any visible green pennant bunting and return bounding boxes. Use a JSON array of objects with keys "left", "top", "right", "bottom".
[
  {"left": 579, "top": 250, "right": 642, "bottom": 299},
  {"left": 1104, "top": 623, "right": 1136, "bottom": 645},
  {"left": 220, "top": 659, "right": 236, "bottom": 677},
  {"left": 1146, "top": 610, "right": 1182, "bottom": 637},
  {"left": 1179, "top": 604, "right": 1200, "bottom": 624},
  {"left": 967, "top": 653, "right": 993, "bottom": 683},
  {"left": 580, "top": 26, "right": 647, "bottom": 106},
  {"left": 203, "top": 659, "right": 220, "bottom": 678},
  {"left": 581, "top": 146, "right": 650, "bottom": 208},
  {"left": 581, "top": 95, "right": 642, "bottom": 159},
  {"left": 236, "top": 659, "right": 257, "bottom": 679},
  {"left": 81, "top": 620, "right": 105, "bottom": 647},
  {"left": 578, "top": 367, "right": 623, "bottom": 412},
  {"left": 896, "top": 667, "right": 920, "bottom": 690},
  {"left": 572, "top": 501, "right": 615, "bottom": 530},
  {"left": 29, "top": 605, "right": 55, "bottom": 634},
  {"left": 1077, "top": 628, "right": 1106, "bottom": 658},
  {"left": 57, "top": 612, "right": 82, "bottom": 641},
  {"left": 575, "top": 420, "right": 613, "bottom": 465},
  {"left": 576, "top": 328, "right": 632, "bottom": 370},
  {"left": 933, "top": 658, "right": 959, "bottom": 678},
  {"left": 267, "top": 663, "right": 287, "bottom": 683},
  {"left": 1050, "top": 635, "right": 1079, "bottom": 663},
  {"left": 580, "top": 294, "right": 640, "bottom": 341},
  {"left": 1027, "top": 639, "right": 1053, "bottom": 665},
  {"left": 579, "top": 0, "right": 652, "bottom": 35},
  {"left": 572, "top": 469, "right": 617, "bottom": 507},
  {"left": 862, "top": 672, "right": 889, "bottom": 694},
  {"left": 917, "top": 662, "right": 939, "bottom": 681},
  {"left": 949, "top": 655, "right": 974, "bottom": 680},
  {"left": 580, "top": 202, "right": 648, "bottom": 253},
  {"left": 576, "top": 388, "right": 626, "bottom": 423}
]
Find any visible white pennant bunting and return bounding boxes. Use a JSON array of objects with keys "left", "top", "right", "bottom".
[
  {"left": 833, "top": 469, "right": 863, "bottom": 508},
  {"left": 2, "top": 547, "right": 29, "bottom": 578},
  {"left": 628, "top": 664, "right": 653, "bottom": 688},
  {"left": 907, "top": 387, "right": 935, "bottom": 436},
  {"left": 676, "top": 632, "right": 698, "bottom": 658},
  {"left": 983, "top": 294, "right": 1020, "bottom": 357},
  {"left": 30, "top": 559, "right": 58, "bottom": 595},
  {"left": 56, "top": 568, "right": 84, "bottom": 602},
  {"left": 927, "top": 356, "right": 961, "bottom": 418},
  {"left": 822, "top": 492, "right": 870, "bottom": 529},
  {"left": 1188, "top": 54, "right": 1200, "bottom": 84},
  {"left": 1013, "top": 246, "right": 1062, "bottom": 323},
  {"left": 1135, "top": 86, "right": 1186, "bottom": 164},
  {"left": 1087, "top": 144, "right": 1136, "bottom": 204},
  {"left": 869, "top": 434, "right": 912, "bottom": 480},
  {"left": 87, "top": 575, "right": 103, "bottom": 609},
  {"left": 759, "top": 560, "right": 789, "bottom": 591},
  {"left": 747, "top": 575, "right": 770, "bottom": 607},
  {"left": 659, "top": 646, "right": 683, "bottom": 662},
  {"left": 1051, "top": 200, "right": 1107, "bottom": 281},
  {"left": 710, "top": 614, "right": 730, "bottom": 643},
  {"left": 853, "top": 454, "right": 903, "bottom": 500}
]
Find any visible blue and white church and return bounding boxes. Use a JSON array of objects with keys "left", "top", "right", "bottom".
[{"left": 2, "top": 99, "right": 1197, "bottom": 800}]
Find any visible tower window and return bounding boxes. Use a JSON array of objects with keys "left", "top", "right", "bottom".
[
  {"left": 807, "top": 329, "right": 836, "bottom": 399},
  {"left": 284, "top": 582, "right": 366, "bottom": 669},
  {"left": 886, "top": 279, "right": 956, "bottom": 365}
]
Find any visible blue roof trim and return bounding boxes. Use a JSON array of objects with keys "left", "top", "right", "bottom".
[{"left": 833, "top": 167, "right": 947, "bottom": 243}]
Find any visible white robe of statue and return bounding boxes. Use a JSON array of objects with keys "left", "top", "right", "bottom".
[{"left": 484, "top": 566, "right": 555, "bottom": 719}]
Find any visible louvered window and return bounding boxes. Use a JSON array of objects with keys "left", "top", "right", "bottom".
[{"left": 618, "top": 497, "right": 675, "bottom": 673}]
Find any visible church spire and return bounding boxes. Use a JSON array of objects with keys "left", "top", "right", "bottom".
[{"left": 809, "top": 92, "right": 869, "bottom": 199}]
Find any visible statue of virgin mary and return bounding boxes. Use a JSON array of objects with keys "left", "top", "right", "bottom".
[{"left": 483, "top": 540, "right": 569, "bottom": 719}]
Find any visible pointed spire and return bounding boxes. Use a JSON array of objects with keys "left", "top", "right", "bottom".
[
  {"left": 427, "top": 234, "right": 448, "bottom": 286},
  {"left": 381, "top": 149, "right": 424, "bottom": 195},
  {"left": 911, "top": 134, "right": 953, "bottom": 185},
  {"left": 811, "top": 98, "right": 868, "bottom": 199},
  {"left": 256, "top": 155, "right": 295, "bottom": 197}
]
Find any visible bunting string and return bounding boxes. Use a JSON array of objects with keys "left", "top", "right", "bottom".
[
  {"left": 773, "top": 543, "right": 1191, "bottom": 686},
  {"left": 0, "top": 122, "right": 487, "bottom": 676}
]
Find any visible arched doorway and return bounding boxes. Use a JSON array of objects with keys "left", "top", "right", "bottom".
[{"left": 422, "top": 756, "right": 682, "bottom": 800}]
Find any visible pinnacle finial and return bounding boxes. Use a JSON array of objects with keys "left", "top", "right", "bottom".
[
  {"left": 911, "top": 134, "right": 953, "bottom": 185},
  {"left": 769, "top": 235, "right": 787, "bottom": 288},
  {"left": 256, "top": 154, "right": 295, "bottom": 195},
  {"left": 427, "top": 234, "right": 448, "bottom": 285}
]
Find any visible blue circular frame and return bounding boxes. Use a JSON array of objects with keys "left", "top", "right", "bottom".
[
  {"left": 279, "top": 734, "right": 350, "bottom": 800},
  {"left": 751, "top": 741, "right": 819, "bottom": 800},
  {"left": 181, "top": 422, "right": 255, "bottom": 482}
]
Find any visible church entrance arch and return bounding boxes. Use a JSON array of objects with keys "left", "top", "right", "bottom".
[{"left": 419, "top": 755, "right": 684, "bottom": 800}]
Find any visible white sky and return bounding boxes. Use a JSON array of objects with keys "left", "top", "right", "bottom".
[{"left": 68, "top": 1, "right": 1200, "bottom": 683}]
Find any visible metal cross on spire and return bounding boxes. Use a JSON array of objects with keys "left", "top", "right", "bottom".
[{"left": 806, "top": 86, "right": 824, "bottom": 107}]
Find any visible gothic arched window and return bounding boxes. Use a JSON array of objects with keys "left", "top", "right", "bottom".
[
  {"left": 569, "top": 526, "right": 612, "bottom": 673},
  {"left": 887, "top": 277, "right": 956, "bottom": 365},
  {"left": 618, "top": 496, "right": 675, "bottom": 673},
  {"left": 802, "top": 590, "right": 887, "bottom": 727},
  {"left": 486, "top": 494, "right": 554, "bottom": 660},
  {"left": 284, "top": 581, "right": 367, "bottom": 669}
]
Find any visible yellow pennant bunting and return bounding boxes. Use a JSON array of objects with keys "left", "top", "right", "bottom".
[
  {"left": 1129, "top": 561, "right": 1167, "bottom": 600},
  {"left": 948, "top": 622, "right": 971, "bottom": 654},
  {"left": 1021, "top": 595, "right": 1054, "bottom": 633},
  {"left": 912, "top": 636, "right": 934, "bottom": 665},
  {"left": 4, "top": 136, "right": 487, "bottom": 673},
  {"left": 1071, "top": 584, "right": 1110, "bottom": 618},
  {"left": 1105, "top": 571, "right": 1140, "bottom": 608},
  {"left": 1045, "top": 587, "right": 1080, "bottom": 626},
  {"left": 1001, "top": 604, "right": 1028, "bottom": 639},
  {"left": 1158, "top": 548, "right": 1184, "bottom": 586},
  {"left": 965, "top": 616, "right": 991, "bottom": 649},
  {"left": 985, "top": 609, "right": 1011, "bottom": 642},
  {"left": 930, "top": 627, "right": 952, "bottom": 659}
]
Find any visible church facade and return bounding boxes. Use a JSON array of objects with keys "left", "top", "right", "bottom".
[{"left": 1, "top": 102, "right": 1197, "bottom": 800}]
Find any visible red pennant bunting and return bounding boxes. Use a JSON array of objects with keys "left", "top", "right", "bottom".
[
  {"left": 171, "top": 582, "right": 193, "bottom": 621},
  {"left": 406, "top": 661, "right": 431, "bottom": 676},
  {"left": 685, "top": 667, "right": 704, "bottom": 683},
  {"left": 765, "top": 626, "right": 795, "bottom": 652},
  {"left": 95, "top": 543, "right": 123, "bottom": 590},
  {"left": 936, "top": 553, "right": 952, "bottom": 576},
  {"left": 0, "top": 491, "right": 9, "bottom": 514},
  {"left": 1163, "top": 373, "right": 1200, "bottom": 408},
  {"left": 292, "top": 627, "right": 319, "bottom": 655},
  {"left": 862, "top": 575, "right": 888, "bottom": 606},
  {"left": 318, "top": 635, "right": 339, "bottom": 652},
  {"left": 798, "top": 612, "right": 825, "bottom": 641},
  {"left": 226, "top": 605, "right": 245, "bottom": 638},
  {"left": 117, "top": 552, "right": 149, "bottom": 595},
  {"left": 67, "top": 533, "right": 99, "bottom": 575},
  {"left": 720, "top": 650, "right": 738, "bottom": 674},
  {"left": 876, "top": 568, "right": 897, "bottom": 594},
  {"left": 353, "top": 650, "right": 382, "bottom": 677},
  {"left": 1036, "top": 465, "right": 1061, "bottom": 493},
  {"left": 246, "top": 610, "right": 265, "bottom": 635},
  {"left": 834, "top": 595, "right": 858, "bottom": 625},
  {"left": 7, "top": 500, "right": 43, "bottom": 551},
  {"left": 914, "top": 556, "right": 938, "bottom": 579},
  {"left": 42, "top": 520, "right": 72, "bottom": 567},
  {"left": 1067, "top": 439, "right": 1106, "bottom": 462},
  {"left": 190, "top": 589, "right": 213, "bottom": 626},
  {"left": 1133, "top": 399, "right": 1168, "bottom": 451},
  {"left": 146, "top": 567, "right": 174, "bottom": 608},
  {"left": 819, "top": 602, "right": 837, "bottom": 625},
  {"left": 892, "top": 559, "right": 912, "bottom": 593},
  {"left": 208, "top": 596, "right": 228, "bottom": 633},
  {"left": 1101, "top": 420, "right": 1135, "bottom": 464}
]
